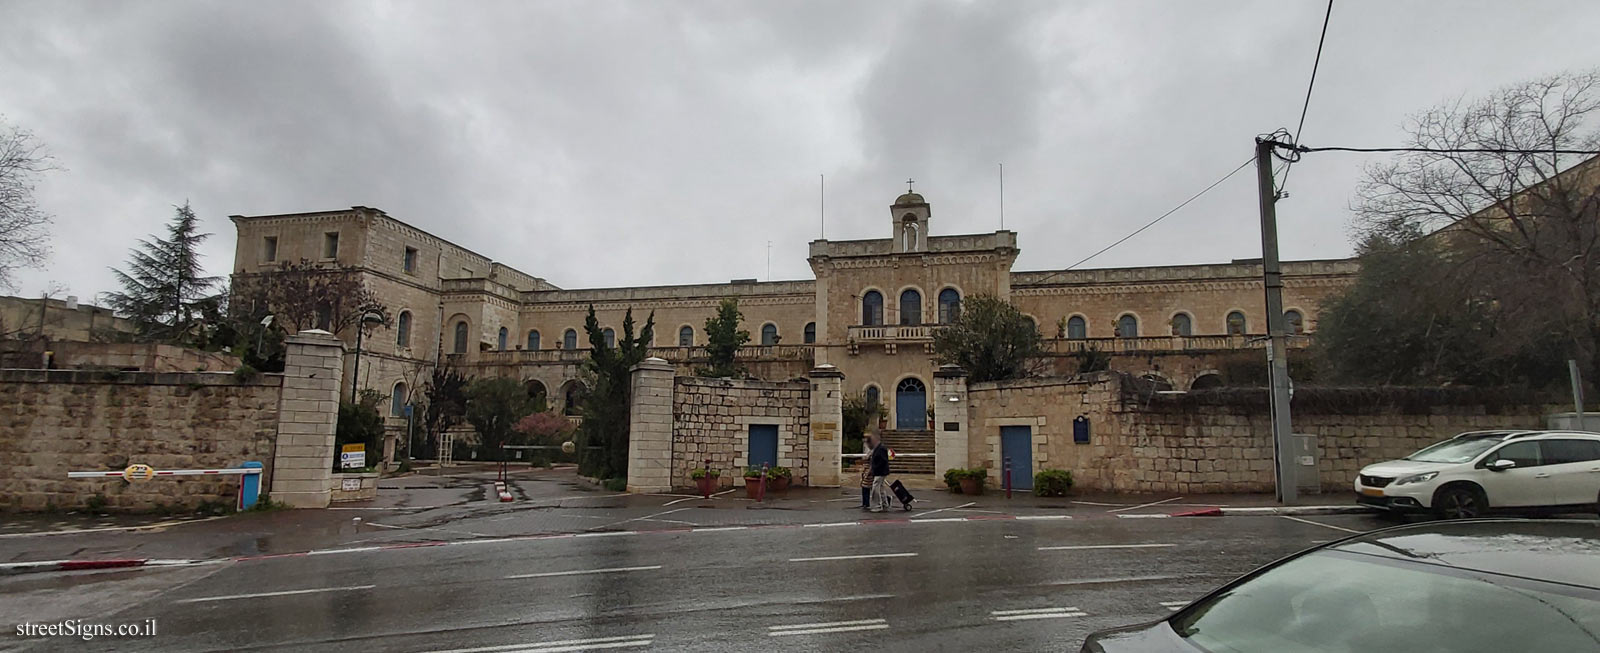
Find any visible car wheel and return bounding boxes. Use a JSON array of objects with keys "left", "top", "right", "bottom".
[{"left": 1433, "top": 485, "right": 1485, "bottom": 519}]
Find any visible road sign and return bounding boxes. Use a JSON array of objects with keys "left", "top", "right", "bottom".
[
  {"left": 340, "top": 444, "right": 366, "bottom": 470},
  {"left": 122, "top": 464, "right": 155, "bottom": 482}
]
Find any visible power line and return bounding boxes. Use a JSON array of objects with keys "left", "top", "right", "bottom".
[
  {"left": 1279, "top": 0, "right": 1335, "bottom": 195},
  {"left": 1034, "top": 157, "right": 1255, "bottom": 283},
  {"left": 1293, "top": 144, "right": 1600, "bottom": 155}
]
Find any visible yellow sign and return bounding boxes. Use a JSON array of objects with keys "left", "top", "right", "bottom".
[
  {"left": 340, "top": 443, "right": 366, "bottom": 470},
  {"left": 341, "top": 444, "right": 365, "bottom": 454},
  {"left": 122, "top": 464, "right": 155, "bottom": 482},
  {"left": 813, "top": 422, "right": 836, "bottom": 441}
]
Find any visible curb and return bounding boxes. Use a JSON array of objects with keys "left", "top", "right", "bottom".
[{"left": 1169, "top": 505, "right": 1378, "bottom": 517}]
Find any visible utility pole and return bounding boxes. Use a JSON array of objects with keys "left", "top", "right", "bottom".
[{"left": 1255, "top": 137, "right": 1297, "bottom": 504}]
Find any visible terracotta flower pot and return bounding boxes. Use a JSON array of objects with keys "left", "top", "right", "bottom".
[
  {"left": 745, "top": 479, "right": 764, "bottom": 500},
  {"left": 695, "top": 475, "right": 717, "bottom": 498},
  {"left": 770, "top": 476, "right": 790, "bottom": 492},
  {"left": 959, "top": 478, "right": 982, "bottom": 495}
]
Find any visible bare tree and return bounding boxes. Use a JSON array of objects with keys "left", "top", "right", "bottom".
[
  {"left": 230, "top": 259, "right": 390, "bottom": 337},
  {"left": 0, "top": 120, "right": 54, "bottom": 291},
  {"left": 1355, "top": 70, "right": 1600, "bottom": 382}
]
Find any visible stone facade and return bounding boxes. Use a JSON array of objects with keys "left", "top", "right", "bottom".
[
  {"left": 668, "top": 376, "right": 811, "bottom": 489},
  {"left": 966, "top": 373, "right": 1555, "bottom": 493},
  {"left": 228, "top": 189, "right": 1358, "bottom": 453},
  {"left": 0, "top": 294, "right": 133, "bottom": 342},
  {"left": 0, "top": 369, "right": 283, "bottom": 511},
  {"left": 0, "top": 341, "right": 241, "bottom": 373},
  {"left": 269, "top": 331, "right": 347, "bottom": 508}
]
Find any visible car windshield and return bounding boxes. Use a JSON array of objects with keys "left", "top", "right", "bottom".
[
  {"left": 1171, "top": 549, "right": 1600, "bottom": 652},
  {"left": 1404, "top": 435, "right": 1505, "bottom": 463}
]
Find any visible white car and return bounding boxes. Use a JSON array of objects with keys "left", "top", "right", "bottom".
[{"left": 1354, "top": 430, "right": 1600, "bottom": 519}]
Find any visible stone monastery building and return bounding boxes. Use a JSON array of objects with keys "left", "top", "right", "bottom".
[{"left": 231, "top": 190, "right": 1356, "bottom": 432}]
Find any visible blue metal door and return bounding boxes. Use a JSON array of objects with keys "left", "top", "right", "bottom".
[
  {"left": 748, "top": 424, "right": 779, "bottom": 470},
  {"left": 895, "top": 378, "right": 926, "bottom": 430},
  {"left": 1001, "top": 425, "right": 1034, "bottom": 490}
]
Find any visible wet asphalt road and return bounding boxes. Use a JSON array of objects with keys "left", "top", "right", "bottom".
[{"left": 1, "top": 512, "right": 1390, "bottom": 652}]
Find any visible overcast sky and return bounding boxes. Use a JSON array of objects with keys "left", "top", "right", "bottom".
[{"left": 3, "top": 0, "right": 1599, "bottom": 299}]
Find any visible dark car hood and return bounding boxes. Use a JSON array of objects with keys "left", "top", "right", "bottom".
[{"left": 1083, "top": 619, "right": 1194, "bottom": 652}]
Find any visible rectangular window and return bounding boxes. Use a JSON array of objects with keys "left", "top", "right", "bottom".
[
  {"left": 323, "top": 232, "right": 340, "bottom": 259},
  {"left": 403, "top": 247, "right": 418, "bottom": 273},
  {"left": 262, "top": 236, "right": 278, "bottom": 262}
]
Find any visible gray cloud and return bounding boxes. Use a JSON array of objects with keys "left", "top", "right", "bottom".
[{"left": 3, "top": 0, "right": 1600, "bottom": 299}]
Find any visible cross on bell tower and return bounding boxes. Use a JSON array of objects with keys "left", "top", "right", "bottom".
[{"left": 891, "top": 181, "right": 930, "bottom": 253}]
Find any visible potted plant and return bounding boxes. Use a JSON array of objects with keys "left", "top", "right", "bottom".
[
  {"left": 927, "top": 406, "right": 937, "bottom": 430},
  {"left": 690, "top": 467, "right": 720, "bottom": 498},
  {"left": 944, "top": 468, "right": 963, "bottom": 493},
  {"left": 743, "top": 467, "right": 765, "bottom": 499},
  {"left": 766, "top": 466, "right": 792, "bottom": 492},
  {"left": 958, "top": 468, "right": 987, "bottom": 495}
]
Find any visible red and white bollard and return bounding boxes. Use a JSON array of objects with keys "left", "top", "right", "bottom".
[{"left": 1004, "top": 457, "right": 1013, "bottom": 499}]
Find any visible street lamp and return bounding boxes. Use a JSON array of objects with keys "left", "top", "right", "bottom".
[
  {"left": 256, "top": 314, "right": 274, "bottom": 359},
  {"left": 350, "top": 311, "right": 385, "bottom": 403}
]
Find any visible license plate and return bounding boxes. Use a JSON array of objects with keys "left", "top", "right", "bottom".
[{"left": 1360, "top": 488, "right": 1384, "bottom": 497}]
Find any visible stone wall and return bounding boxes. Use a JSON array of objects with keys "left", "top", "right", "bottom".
[
  {"left": 967, "top": 373, "right": 1556, "bottom": 494},
  {"left": 0, "top": 369, "right": 283, "bottom": 511},
  {"left": 0, "top": 341, "right": 242, "bottom": 373},
  {"left": 0, "top": 331, "right": 346, "bottom": 512},
  {"left": 669, "top": 376, "right": 810, "bottom": 489}
]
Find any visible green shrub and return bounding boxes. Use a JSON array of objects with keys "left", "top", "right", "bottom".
[
  {"left": 766, "top": 466, "right": 792, "bottom": 479},
  {"left": 1033, "top": 469, "right": 1073, "bottom": 497},
  {"left": 943, "top": 468, "right": 963, "bottom": 491},
  {"left": 85, "top": 493, "right": 108, "bottom": 512},
  {"left": 603, "top": 477, "right": 628, "bottom": 492},
  {"left": 690, "top": 468, "right": 720, "bottom": 480},
  {"left": 960, "top": 468, "right": 988, "bottom": 483},
  {"left": 232, "top": 363, "right": 260, "bottom": 382},
  {"left": 742, "top": 467, "right": 763, "bottom": 479}
]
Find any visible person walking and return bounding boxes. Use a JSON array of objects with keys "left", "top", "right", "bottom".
[
  {"left": 859, "top": 433, "right": 874, "bottom": 510},
  {"left": 868, "top": 432, "right": 892, "bottom": 512}
]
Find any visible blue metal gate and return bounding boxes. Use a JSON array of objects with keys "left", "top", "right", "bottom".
[
  {"left": 748, "top": 424, "right": 779, "bottom": 470},
  {"left": 1001, "top": 425, "right": 1034, "bottom": 490},
  {"left": 895, "top": 378, "right": 926, "bottom": 430}
]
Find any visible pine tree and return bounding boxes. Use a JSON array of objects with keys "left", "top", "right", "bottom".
[{"left": 104, "top": 202, "right": 221, "bottom": 343}]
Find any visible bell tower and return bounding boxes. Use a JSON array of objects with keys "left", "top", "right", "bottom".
[{"left": 892, "top": 179, "right": 930, "bottom": 253}]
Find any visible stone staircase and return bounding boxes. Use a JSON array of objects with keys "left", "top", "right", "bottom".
[{"left": 879, "top": 429, "right": 936, "bottom": 476}]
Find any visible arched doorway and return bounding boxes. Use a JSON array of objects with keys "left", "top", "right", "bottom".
[
  {"left": 895, "top": 377, "right": 926, "bottom": 430},
  {"left": 526, "top": 380, "right": 548, "bottom": 410},
  {"left": 561, "top": 381, "right": 586, "bottom": 416}
]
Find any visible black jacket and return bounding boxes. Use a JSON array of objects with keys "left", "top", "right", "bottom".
[{"left": 869, "top": 444, "right": 890, "bottom": 477}]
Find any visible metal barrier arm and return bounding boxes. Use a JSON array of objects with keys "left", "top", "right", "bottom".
[
  {"left": 840, "top": 453, "right": 935, "bottom": 458},
  {"left": 68, "top": 468, "right": 262, "bottom": 478}
]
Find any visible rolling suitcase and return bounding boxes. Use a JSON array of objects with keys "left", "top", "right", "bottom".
[{"left": 889, "top": 479, "right": 914, "bottom": 511}]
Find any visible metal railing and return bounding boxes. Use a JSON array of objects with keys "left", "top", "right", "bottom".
[{"left": 847, "top": 324, "right": 937, "bottom": 341}]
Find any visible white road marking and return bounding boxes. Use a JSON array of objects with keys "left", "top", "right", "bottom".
[
  {"left": 1107, "top": 496, "right": 1183, "bottom": 513},
  {"left": 504, "top": 565, "right": 662, "bottom": 579},
  {"left": 690, "top": 526, "right": 748, "bottom": 533},
  {"left": 802, "top": 521, "right": 859, "bottom": 528},
  {"left": 991, "top": 607, "right": 1088, "bottom": 621},
  {"left": 789, "top": 552, "right": 918, "bottom": 562},
  {"left": 593, "top": 507, "right": 692, "bottom": 531},
  {"left": 662, "top": 496, "right": 703, "bottom": 506},
  {"left": 308, "top": 546, "right": 382, "bottom": 555},
  {"left": 711, "top": 488, "right": 737, "bottom": 497},
  {"left": 1280, "top": 515, "right": 1362, "bottom": 534},
  {"left": 1037, "top": 543, "right": 1176, "bottom": 551},
  {"left": 1015, "top": 515, "right": 1071, "bottom": 521},
  {"left": 910, "top": 501, "right": 975, "bottom": 519},
  {"left": 1037, "top": 574, "right": 1188, "bottom": 587},
  {"left": 1116, "top": 513, "right": 1170, "bottom": 519},
  {"left": 769, "top": 618, "right": 890, "bottom": 636},
  {"left": 427, "top": 634, "right": 655, "bottom": 653},
  {"left": 573, "top": 531, "right": 637, "bottom": 538},
  {"left": 1070, "top": 500, "right": 1130, "bottom": 507},
  {"left": 176, "top": 584, "right": 376, "bottom": 604},
  {"left": 815, "top": 593, "right": 896, "bottom": 603},
  {"left": 909, "top": 517, "right": 965, "bottom": 523}
]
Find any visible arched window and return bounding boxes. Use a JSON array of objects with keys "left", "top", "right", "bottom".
[
  {"left": 1067, "top": 316, "right": 1086, "bottom": 339},
  {"left": 562, "top": 382, "right": 585, "bottom": 416},
  {"left": 1284, "top": 310, "right": 1305, "bottom": 335},
  {"left": 395, "top": 311, "right": 412, "bottom": 348},
  {"left": 1170, "top": 313, "right": 1192, "bottom": 337},
  {"left": 1022, "top": 316, "right": 1036, "bottom": 334},
  {"left": 391, "top": 382, "right": 407, "bottom": 416},
  {"left": 1117, "top": 314, "right": 1138, "bottom": 338},
  {"left": 862, "top": 291, "right": 884, "bottom": 326},
  {"left": 937, "top": 288, "right": 961, "bottom": 324},
  {"left": 602, "top": 328, "right": 615, "bottom": 348},
  {"left": 761, "top": 323, "right": 779, "bottom": 346},
  {"left": 453, "top": 321, "right": 469, "bottom": 354},
  {"left": 1226, "top": 311, "right": 1248, "bottom": 336},
  {"left": 803, "top": 322, "right": 816, "bottom": 344},
  {"left": 525, "top": 380, "right": 547, "bottom": 403},
  {"left": 899, "top": 289, "right": 922, "bottom": 326},
  {"left": 563, "top": 329, "right": 577, "bottom": 350},
  {"left": 678, "top": 325, "right": 694, "bottom": 347},
  {"left": 1191, "top": 373, "right": 1224, "bottom": 390},
  {"left": 865, "top": 385, "right": 881, "bottom": 411},
  {"left": 497, "top": 327, "right": 508, "bottom": 351},
  {"left": 527, "top": 330, "right": 540, "bottom": 350}
]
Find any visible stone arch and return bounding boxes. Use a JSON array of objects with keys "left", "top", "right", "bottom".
[
  {"left": 677, "top": 324, "right": 695, "bottom": 347},
  {"left": 1190, "top": 372, "right": 1224, "bottom": 390},
  {"left": 1116, "top": 312, "right": 1141, "bottom": 338},
  {"left": 760, "top": 322, "right": 780, "bottom": 346},
  {"left": 1225, "top": 309, "right": 1249, "bottom": 336},
  {"left": 861, "top": 288, "right": 885, "bottom": 326},
  {"left": 447, "top": 313, "right": 472, "bottom": 354},
  {"left": 1169, "top": 311, "right": 1193, "bottom": 337},
  {"left": 893, "top": 375, "right": 928, "bottom": 430},
  {"left": 1066, "top": 314, "right": 1088, "bottom": 339},
  {"left": 527, "top": 329, "right": 540, "bottom": 350},
  {"left": 1283, "top": 307, "right": 1307, "bottom": 335},
  {"left": 562, "top": 328, "right": 578, "bottom": 350},
  {"left": 896, "top": 285, "right": 925, "bottom": 326},
  {"left": 560, "top": 379, "right": 588, "bottom": 416},
  {"left": 396, "top": 310, "right": 413, "bottom": 348}
]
